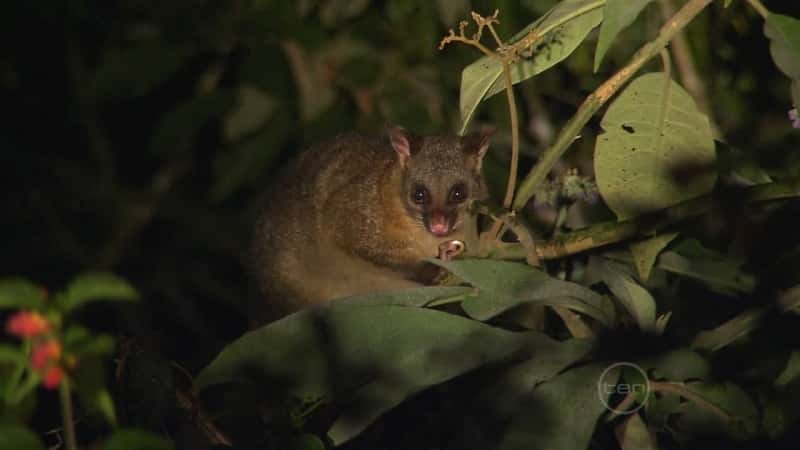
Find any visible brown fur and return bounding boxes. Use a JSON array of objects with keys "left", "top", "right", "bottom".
[{"left": 250, "top": 128, "right": 491, "bottom": 316}]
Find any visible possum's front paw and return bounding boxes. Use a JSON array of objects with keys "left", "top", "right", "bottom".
[{"left": 437, "top": 240, "right": 465, "bottom": 261}]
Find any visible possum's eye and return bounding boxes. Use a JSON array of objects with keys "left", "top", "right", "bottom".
[
  {"left": 448, "top": 183, "right": 468, "bottom": 204},
  {"left": 412, "top": 185, "right": 429, "bottom": 204}
]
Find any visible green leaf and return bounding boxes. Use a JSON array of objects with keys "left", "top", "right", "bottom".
[
  {"left": 0, "top": 344, "right": 25, "bottom": 364},
  {"left": 75, "top": 358, "right": 117, "bottom": 426},
  {"left": 640, "top": 349, "right": 711, "bottom": 382},
  {"left": 724, "top": 0, "right": 732, "bottom": 7},
  {"left": 0, "top": 278, "right": 44, "bottom": 310},
  {"left": 63, "top": 326, "right": 116, "bottom": 357},
  {"left": 628, "top": 232, "right": 678, "bottom": 282},
  {"left": 105, "top": 429, "right": 173, "bottom": 450},
  {"left": 149, "top": 93, "right": 233, "bottom": 155},
  {"left": 594, "top": 0, "right": 655, "bottom": 72},
  {"left": 592, "top": 259, "right": 656, "bottom": 332},
  {"left": 61, "top": 272, "right": 138, "bottom": 313},
  {"left": 691, "top": 307, "right": 768, "bottom": 352},
  {"left": 458, "top": 0, "right": 605, "bottom": 133},
  {"left": 674, "top": 382, "right": 759, "bottom": 440},
  {"left": 764, "top": 13, "right": 800, "bottom": 79},
  {"left": 0, "top": 424, "right": 45, "bottom": 450},
  {"left": 656, "top": 250, "right": 756, "bottom": 295},
  {"left": 499, "top": 364, "right": 609, "bottom": 450},
  {"left": 594, "top": 72, "right": 717, "bottom": 220},
  {"left": 615, "top": 413, "right": 657, "bottom": 450},
  {"left": 775, "top": 350, "right": 800, "bottom": 389},
  {"left": 222, "top": 84, "right": 277, "bottom": 142},
  {"left": 196, "top": 305, "right": 533, "bottom": 444},
  {"left": 330, "top": 286, "right": 474, "bottom": 308},
  {"left": 432, "top": 259, "right": 612, "bottom": 325}
]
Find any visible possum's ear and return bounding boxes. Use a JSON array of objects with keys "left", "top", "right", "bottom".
[
  {"left": 461, "top": 127, "right": 495, "bottom": 171},
  {"left": 387, "top": 124, "right": 413, "bottom": 167}
]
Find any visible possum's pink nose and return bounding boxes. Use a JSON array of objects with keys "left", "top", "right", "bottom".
[{"left": 427, "top": 213, "right": 451, "bottom": 236}]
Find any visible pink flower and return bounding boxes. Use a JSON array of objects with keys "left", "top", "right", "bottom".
[
  {"left": 42, "top": 366, "right": 63, "bottom": 390},
  {"left": 789, "top": 109, "right": 800, "bottom": 129},
  {"left": 30, "top": 340, "right": 61, "bottom": 370},
  {"left": 6, "top": 311, "right": 51, "bottom": 339}
]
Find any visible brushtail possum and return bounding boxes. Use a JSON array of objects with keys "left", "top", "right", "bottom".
[{"left": 250, "top": 125, "right": 493, "bottom": 315}]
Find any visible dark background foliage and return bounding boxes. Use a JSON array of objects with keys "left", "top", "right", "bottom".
[{"left": 2, "top": 0, "right": 800, "bottom": 448}]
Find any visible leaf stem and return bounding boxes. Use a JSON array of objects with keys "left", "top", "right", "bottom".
[
  {"left": 501, "top": 60, "right": 520, "bottom": 209},
  {"left": 512, "top": 0, "right": 715, "bottom": 211},
  {"left": 60, "top": 379, "right": 78, "bottom": 450}
]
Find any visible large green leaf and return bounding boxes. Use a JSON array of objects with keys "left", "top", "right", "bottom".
[
  {"left": 432, "top": 259, "right": 612, "bottom": 325},
  {"left": 594, "top": 72, "right": 717, "bottom": 220},
  {"left": 764, "top": 13, "right": 800, "bottom": 79},
  {"left": 196, "top": 305, "right": 533, "bottom": 444},
  {"left": 458, "top": 0, "right": 605, "bottom": 133},
  {"left": 593, "top": 0, "right": 655, "bottom": 72},
  {"left": 499, "top": 364, "right": 609, "bottom": 450},
  {"left": 60, "top": 272, "right": 138, "bottom": 313},
  {"left": 0, "top": 278, "right": 44, "bottom": 310}
]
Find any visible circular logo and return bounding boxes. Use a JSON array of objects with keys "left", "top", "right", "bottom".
[{"left": 597, "top": 362, "right": 650, "bottom": 415}]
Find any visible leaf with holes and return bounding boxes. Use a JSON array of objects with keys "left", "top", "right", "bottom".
[
  {"left": 458, "top": 0, "right": 604, "bottom": 134},
  {"left": 594, "top": 72, "right": 716, "bottom": 220}
]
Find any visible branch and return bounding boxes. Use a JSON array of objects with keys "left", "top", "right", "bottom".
[
  {"left": 487, "top": 177, "right": 800, "bottom": 261},
  {"left": 512, "top": 0, "right": 715, "bottom": 211}
]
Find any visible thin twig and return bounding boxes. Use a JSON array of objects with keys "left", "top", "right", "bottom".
[{"left": 60, "top": 380, "right": 78, "bottom": 450}]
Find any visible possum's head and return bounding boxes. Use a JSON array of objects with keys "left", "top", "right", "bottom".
[{"left": 388, "top": 125, "right": 493, "bottom": 237}]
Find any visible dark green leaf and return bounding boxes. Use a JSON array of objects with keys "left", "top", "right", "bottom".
[
  {"left": 432, "top": 259, "right": 612, "bottom": 325},
  {"left": 92, "top": 44, "right": 194, "bottom": 102},
  {"left": 591, "top": 258, "right": 656, "bottom": 332},
  {"left": 657, "top": 250, "right": 756, "bottom": 295},
  {"left": 222, "top": 84, "right": 276, "bottom": 142},
  {"left": 196, "top": 305, "right": 532, "bottom": 444},
  {"left": 0, "top": 278, "right": 44, "bottom": 310},
  {"left": 0, "top": 344, "right": 25, "bottom": 364},
  {"left": 61, "top": 272, "right": 138, "bottom": 313},
  {"left": 640, "top": 349, "right": 711, "bottom": 381},
  {"left": 75, "top": 358, "right": 117, "bottom": 425},
  {"left": 595, "top": 72, "right": 717, "bottom": 220},
  {"left": 674, "top": 382, "right": 759, "bottom": 440},
  {"left": 105, "top": 429, "right": 173, "bottom": 450},
  {"left": 149, "top": 93, "right": 233, "bottom": 155},
  {"left": 594, "top": 0, "right": 655, "bottom": 72},
  {"left": 458, "top": 0, "right": 604, "bottom": 133},
  {"left": 0, "top": 424, "right": 44, "bottom": 450},
  {"left": 500, "top": 364, "right": 609, "bottom": 450}
]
